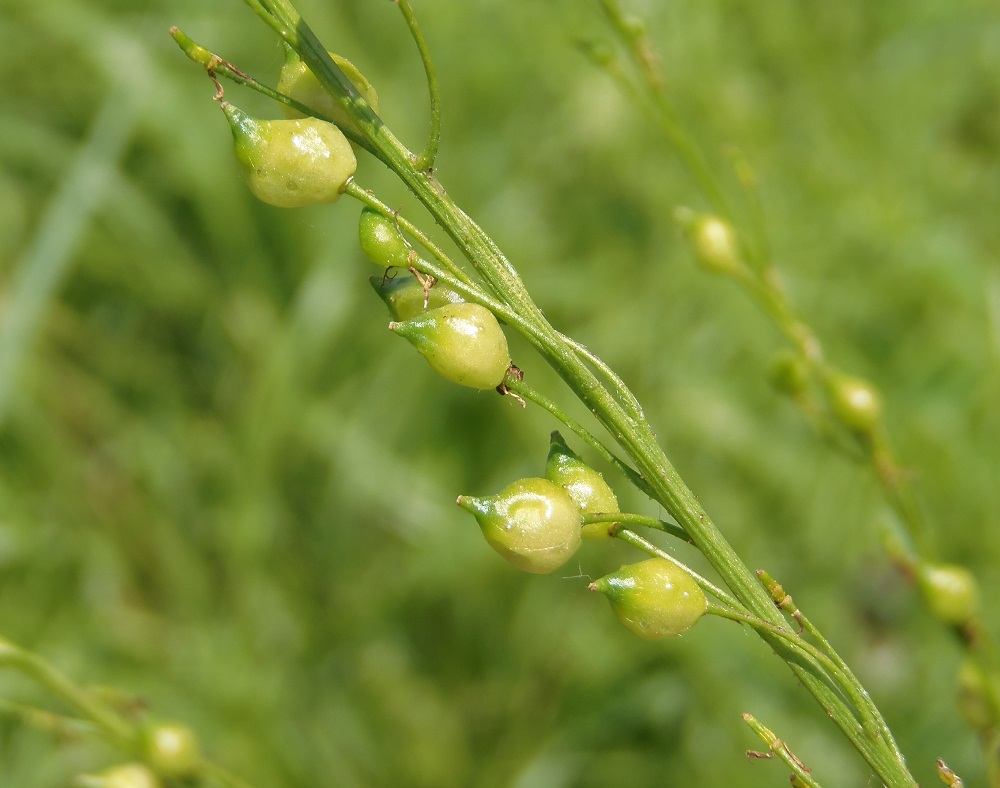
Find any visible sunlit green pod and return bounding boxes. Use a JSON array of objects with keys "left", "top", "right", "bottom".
[
  {"left": 825, "top": 373, "right": 881, "bottom": 433},
  {"left": 80, "top": 763, "right": 161, "bottom": 788},
  {"left": 389, "top": 303, "right": 510, "bottom": 390},
  {"left": 277, "top": 48, "right": 379, "bottom": 134},
  {"left": 222, "top": 103, "right": 356, "bottom": 208},
  {"left": 457, "top": 478, "right": 582, "bottom": 574},
  {"left": 369, "top": 275, "right": 464, "bottom": 321},
  {"left": 359, "top": 207, "right": 412, "bottom": 269},
  {"left": 590, "top": 558, "right": 707, "bottom": 639},
  {"left": 141, "top": 722, "right": 200, "bottom": 778},
  {"left": 545, "top": 431, "right": 620, "bottom": 539},
  {"left": 919, "top": 563, "right": 978, "bottom": 626}
]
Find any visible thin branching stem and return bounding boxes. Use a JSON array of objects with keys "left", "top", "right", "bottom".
[{"left": 395, "top": 0, "right": 441, "bottom": 170}]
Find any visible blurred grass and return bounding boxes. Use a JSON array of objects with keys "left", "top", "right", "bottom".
[{"left": 1, "top": 0, "right": 998, "bottom": 785}]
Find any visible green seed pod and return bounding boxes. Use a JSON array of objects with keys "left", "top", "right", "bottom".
[
  {"left": 222, "top": 103, "right": 356, "bottom": 208},
  {"left": 141, "top": 722, "right": 200, "bottom": 778},
  {"left": 919, "top": 563, "right": 978, "bottom": 625},
  {"left": 768, "top": 349, "right": 810, "bottom": 399},
  {"left": 956, "top": 659, "right": 999, "bottom": 733},
  {"left": 359, "top": 207, "right": 412, "bottom": 269},
  {"left": 590, "top": 558, "right": 707, "bottom": 639},
  {"left": 277, "top": 48, "right": 379, "bottom": 134},
  {"left": 457, "top": 478, "right": 582, "bottom": 574},
  {"left": 79, "top": 763, "right": 161, "bottom": 788},
  {"left": 545, "top": 431, "right": 620, "bottom": 540},
  {"left": 369, "top": 275, "right": 464, "bottom": 321},
  {"left": 825, "top": 373, "right": 881, "bottom": 433},
  {"left": 390, "top": 303, "right": 510, "bottom": 390},
  {"left": 677, "top": 211, "right": 741, "bottom": 275}
]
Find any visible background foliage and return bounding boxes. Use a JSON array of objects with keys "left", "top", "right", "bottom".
[{"left": 1, "top": 0, "right": 999, "bottom": 785}]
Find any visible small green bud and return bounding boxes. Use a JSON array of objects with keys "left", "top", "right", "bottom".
[
  {"left": 390, "top": 303, "right": 510, "bottom": 390},
  {"left": 222, "top": 103, "right": 356, "bottom": 208},
  {"left": 545, "top": 431, "right": 620, "bottom": 539},
  {"left": 277, "top": 48, "right": 379, "bottom": 134},
  {"left": 141, "top": 722, "right": 200, "bottom": 778},
  {"left": 359, "top": 207, "right": 412, "bottom": 269},
  {"left": 956, "top": 659, "right": 999, "bottom": 732},
  {"left": 919, "top": 563, "right": 978, "bottom": 625},
  {"left": 676, "top": 210, "right": 741, "bottom": 275},
  {"left": 768, "top": 349, "right": 810, "bottom": 399},
  {"left": 826, "top": 373, "right": 881, "bottom": 433},
  {"left": 457, "top": 478, "right": 582, "bottom": 574},
  {"left": 590, "top": 558, "right": 707, "bottom": 639},
  {"left": 77, "top": 763, "right": 161, "bottom": 788},
  {"left": 369, "top": 275, "right": 464, "bottom": 321}
]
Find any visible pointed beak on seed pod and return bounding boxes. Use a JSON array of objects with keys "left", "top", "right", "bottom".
[
  {"left": 222, "top": 103, "right": 357, "bottom": 208},
  {"left": 590, "top": 558, "right": 707, "bottom": 639},
  {"left": 545, "top": 431, "right": 620, "bottom": 539},
  {"left": 918, "top": 563, "right": 978, "bottom": 626},
  {"left": 277, "top": 47, "right": 379, "bottom": 135},
  {"left": 369, "top": 275, "right": 464, "bottom": 322},
  {"left": 390, "top": 303, "right": 510, "bottom": 390},
  {"left": 457, "top": 478, "right": 582, "bottom": 574}
]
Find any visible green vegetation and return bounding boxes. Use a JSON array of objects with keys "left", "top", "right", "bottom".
[{"left": 1, "top": 0, "right": 998, "bottom": 785}]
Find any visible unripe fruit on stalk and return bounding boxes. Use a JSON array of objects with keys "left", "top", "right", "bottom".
[
  {"left": 457, "top": 478, "right": 582, "bottom": 574},
  {"left": 919, "top": 564, "right": 978, "bottom": 625},
  {"left": 956, "top": 659, "right": 1000, "bottom": 732},
  {"left": 80, "top": 763, "right": 160, "bottom": 788},
  {"left": 825, "top": 373, "right": 881, "bottom": 433},
  {"left": 359, "top": 207, "right": 412, "bottom": 269},
  {"left": 590, "top": 558, "right": 707, "bottom": 639},
  {"left": 222, "top": 103, "right": 356, "bottom": 208},
  {"left": 277, "top": 48, "right": 379, "bottom": 134},
  {"left": 390, "top": 303, "right": 510, "bottom": 390},
  {"left": 369, "top": 275, "right": 464, "bottom": 321},
  {"left": 768, "top": 349, "right": 810, "bottom": 399},
  {"left": 140, "top": 722, "right": 200, "bottom": 778},
  {"left": 545, "top": 431, "right": 620, "bottom": 539},
  {"left": 676, "top": 210, "right": 741, "bottom": 275}
]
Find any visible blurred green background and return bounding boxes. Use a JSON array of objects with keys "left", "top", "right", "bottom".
[{"left": 1, "top": 0, "right": 999, "bottom": 785}]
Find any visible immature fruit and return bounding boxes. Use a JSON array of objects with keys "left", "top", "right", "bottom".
[
  {"left": 369, "top": 275, "right": 464, "bottom": 321},
  {"left": 590, "top": 558, "right": 707, "bottom": 639},
  {"left": 685, "top": 214, "right": 741, "bottom": 275},
  {"left": 278, "top": 49, "right": 379, "bottom": 134},
  {"left": 919, "top": 564, "right": 978, "bottom": 626},
  {"left": 81, "top": 763, "right": 161, "bottom": 788},
  {"left": 222, "top": 103, "right": 356, "bottom": 208},
  {"left": 826, "top": 373, "right": 881, "bottom": 433},
  {"left": 390, "top": 303, "right": 510, "bottom": 390},
  {"left": 545, "top": 431, "right": 620, "bottom": 539},
  {"left": 457, "top": 478, "right": 582, "bottom": 574},
  {"left": 359, "top": 207, "right": 412, "bottom": 269},
  {"left": 768, "top": 349, "right": 810, "bottom": 399},
  {"left": 141, "top": 722, "right": 200, "bottom": 778}
]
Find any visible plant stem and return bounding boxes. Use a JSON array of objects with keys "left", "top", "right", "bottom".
[{"left": 238, "top": 3, "right": 917, "bottom": 783}]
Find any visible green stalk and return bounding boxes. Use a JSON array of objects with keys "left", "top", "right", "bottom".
[{"left": 237, "top": 3, "right": 916, "bottom": 783}]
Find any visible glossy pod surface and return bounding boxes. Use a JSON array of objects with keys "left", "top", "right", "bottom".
[
  {"left": 457, "top": 478, "right": 582, "bottom": 574},
  {"left": 390, "top": 303, "right": 510, "bottom": 390},
  {"left": 223, "top": 103, "right": 356, "bottom": 208}
]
